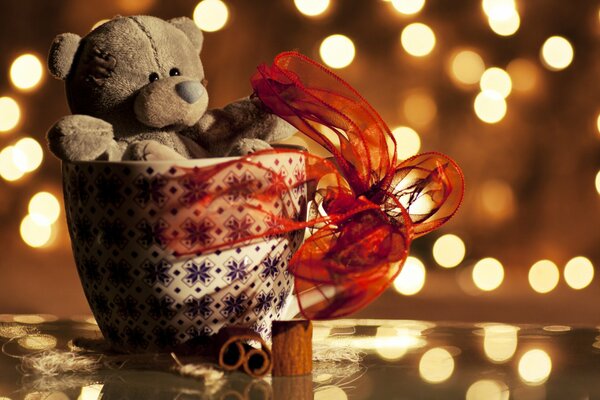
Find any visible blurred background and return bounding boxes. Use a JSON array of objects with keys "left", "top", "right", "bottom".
[{"left": 0, "top": 0, "right": 598, "bottom": 324}]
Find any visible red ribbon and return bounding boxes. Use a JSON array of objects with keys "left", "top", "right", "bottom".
[{"left": 168, "top": 52, "right": 464, "bottom": 320}]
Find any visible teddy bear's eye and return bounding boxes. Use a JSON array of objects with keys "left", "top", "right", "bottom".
[
  {"left": 149, "top": 72, "right": 160, "bottom": 82},
  {"left": 169, "top": 68, "right": 181, "bottom": 77}
]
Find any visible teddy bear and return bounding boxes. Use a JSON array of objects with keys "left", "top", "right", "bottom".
[{"left": 46, "top": 15, "right": 296, "bottom": 161}]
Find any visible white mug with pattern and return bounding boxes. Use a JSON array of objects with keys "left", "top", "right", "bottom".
[{"left": 62, "top": 151, "right": 307, "bottom": 352}]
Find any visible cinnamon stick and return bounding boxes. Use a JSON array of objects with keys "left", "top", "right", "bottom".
[
  {"left": 214, "top": 327, "right": 272, "bottom": 377},
  {"left": 271, "top": 320, "right": 312, "bottom": 376},
  {"left": 218, "top": 339, "right": 245, "bottom": 371},
  {"left": 242, "top": 347, "right": 271, "bottom": 377}
]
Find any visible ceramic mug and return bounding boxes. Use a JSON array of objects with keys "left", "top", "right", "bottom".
[{"left": 62, "top": 151, "right": 307, "bottom": 352}]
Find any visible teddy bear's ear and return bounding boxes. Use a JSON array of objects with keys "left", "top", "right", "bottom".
[
  {"left": 169, "top": 17, "right": 204, "bottom": 53},
  {"left": 48, "top": 33, "right": 82, "bottom": 80}
]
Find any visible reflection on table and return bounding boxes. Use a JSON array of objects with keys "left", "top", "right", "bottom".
[{"left": 1, "top": 314, "right": 599, "bottom": 399}]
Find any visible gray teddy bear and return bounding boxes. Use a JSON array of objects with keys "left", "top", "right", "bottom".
[{"left": 47, "top": 15, "right": 296, "bottom": 161}]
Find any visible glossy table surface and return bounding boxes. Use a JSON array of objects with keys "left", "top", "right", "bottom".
[{"left": 0, "top": 315, "right": 599, "bottom": 399}]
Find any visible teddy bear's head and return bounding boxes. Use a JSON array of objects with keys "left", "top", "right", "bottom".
[{"left": 48, "top": 16, "right": 208, "bottom": 137}]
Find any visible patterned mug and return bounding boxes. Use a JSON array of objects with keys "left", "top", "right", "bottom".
[{"left": 62, "top": 151, "right": 307, "bottom": 352}]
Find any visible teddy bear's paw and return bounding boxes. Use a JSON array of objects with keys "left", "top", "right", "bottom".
[
  {"left": 230, "top": 138, "right": 273, "bottom": 156},
  {"left": 51, "top": 115, "right": 114, "bottom": 137},
  {"left": 270, "top": 116, "right": 298, "bottom": 142},
  {"left": 126, "top": 140, "right": 187, "bottom": 161},
  {"left": 47, "top": 115, "right": 116, "bottom": 161}
]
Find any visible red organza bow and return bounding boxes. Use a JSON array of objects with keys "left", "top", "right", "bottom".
[{"left": 170, "top": 52, "right": 464, "bottom": 320}]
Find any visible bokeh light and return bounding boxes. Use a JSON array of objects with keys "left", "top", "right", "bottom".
[
  {"left": 419, "top": 348, "right": 454, "bottom": 383},
  {"left": 474, "top": 90, "right": 507, "bottom": 124},
  {"left": 482, "top": 0, "right": 516, "bottom": 20},
  {"left": 433, "top": 234, "right": 466, "bottom": 268},
  {"left": 403, "top": 90, "right": 437, "bottom": 128},
  {"left": 480, "top": 180, "right": 515, "bottom": 220},
  {"left": 483, "top": 324, "right": 518, "bottom": 363},
  {"left": 319, "top": 34, "right": 356, "bottom": 69},
  {"left": 480, "top": 67, "right": 512, "bottom": 98},
  {"left": 193, "top": 0, "right": 229, "bottom": 32},
  {"left": 543, "top": 325, "right": 571, "bottom": 332},
  {"left": 391, "top": 126, "right": 421, "bottom": 160},
  {"left": 91, "top": 19, "right": 110, "bottom": 31},
  {"left": 401, "top": 23, "right": 436, "bottom": 57},
  {"left": 540, "top": 36, "right": 574, "bottom": 71},
  {"left": 0, "top": 96, "right": 21, "bottom": 132},
  {"left": 10, "top": 146, "right": 28, "bottom": 173},
  {"left": 466, "top": 379, "right": 509, "bottom": 400},
  {"left": 391, "top": 0, "right": 425, "bottom": 15},
  {"left": 518, "top": 349, "right": 552, "bottom": 385},
  {"left": 294, "top": 0, "right": 330, "bottom": 16},
  {"left": 507, "top": 58, "right": 538, "bottom": 92},
  {"left": 563, "top": 256, "right": 594, "bottom": 290},
  {"left": 12, "top": 314, "right": 48, "bottom": 324},
  {"left": 0, "top": 324, "right": 36, "bottom": 339},
  {"left": 314, "top": 386, "right": 348, "bottom": 400},
  {"left": 597, "top": 113, "right": 600, "bottom": 135},
  {"left": 449, "top": 49, "right": 485, "bottom": 86},
  {"left": 14, "top": 137, "right": 43, "bottom": 172},
  {"left": 528, "top": 260, "right": 560, "bottom": 294},
  {"left": 374, "top": 325, "right": 427, "bottom": 360},
  {"left": 79, "top": 385, "right": 104, "bottom": 400},
  {"left": 20, "top": 214, "right": 52, "bottom": 248},
  {"left": 29, "top": 192, "right": 61, "bottom": 224},
  {"left": 595, "top": 170, "right": 600, "bottom": 195},
  {"left": 10, "top": 54, "right": 44, "bottom": 91},
  {"left": 374, "top": 327, "right": 408, "bottom": 360},
  {"left": 17, "top": 334, "right": 57, "bottom": 350},
  {"left": 488, "top": 10, "right": 520, "bottom": 36},
  {"left": 393, "top": 256, "right": 426, "bottom": 295},
  {"left": 472, "top": 257, "right": 504, "bottom": 291},
  {"left": 0, "top": 146, "right": 25, "bottom": 181}
]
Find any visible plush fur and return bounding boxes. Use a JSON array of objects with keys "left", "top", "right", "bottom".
[{"left": 47, "top": 15, "right": 296, "bottom": 161}]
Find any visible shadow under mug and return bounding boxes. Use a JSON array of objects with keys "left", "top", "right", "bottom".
[{"left": 62, "top": 151, "right": 307, "bottom": 352}]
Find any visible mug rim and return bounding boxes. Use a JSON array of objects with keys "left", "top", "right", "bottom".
[{"left": 62, "top": 144, "right": 308, "bottom": 167}]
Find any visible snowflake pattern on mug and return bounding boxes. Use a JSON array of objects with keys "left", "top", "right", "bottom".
[{"left": 62, "top": 153, "right": 306, "bottom": 351}]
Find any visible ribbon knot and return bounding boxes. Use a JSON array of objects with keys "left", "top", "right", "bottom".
[
  {"left": 168, "top": 52, "right": 464, "bottom": 320},
  {"left": 250, "top": 52, "right": 464, "bottom": 319}
]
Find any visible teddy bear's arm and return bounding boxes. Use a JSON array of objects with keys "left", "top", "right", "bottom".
[
  {"left": 124, "top": 140, "right": 187, "bottom": 161},
  {"left": 47, "top": 115, "right": 124, "bottom": 161},
  {"left": 185, "top": 96, "right": 296, "bottom": 156}
]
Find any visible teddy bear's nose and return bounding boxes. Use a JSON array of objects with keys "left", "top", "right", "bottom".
[{"left": 175, "top": 81, "right": 204, "bottom": 104}]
